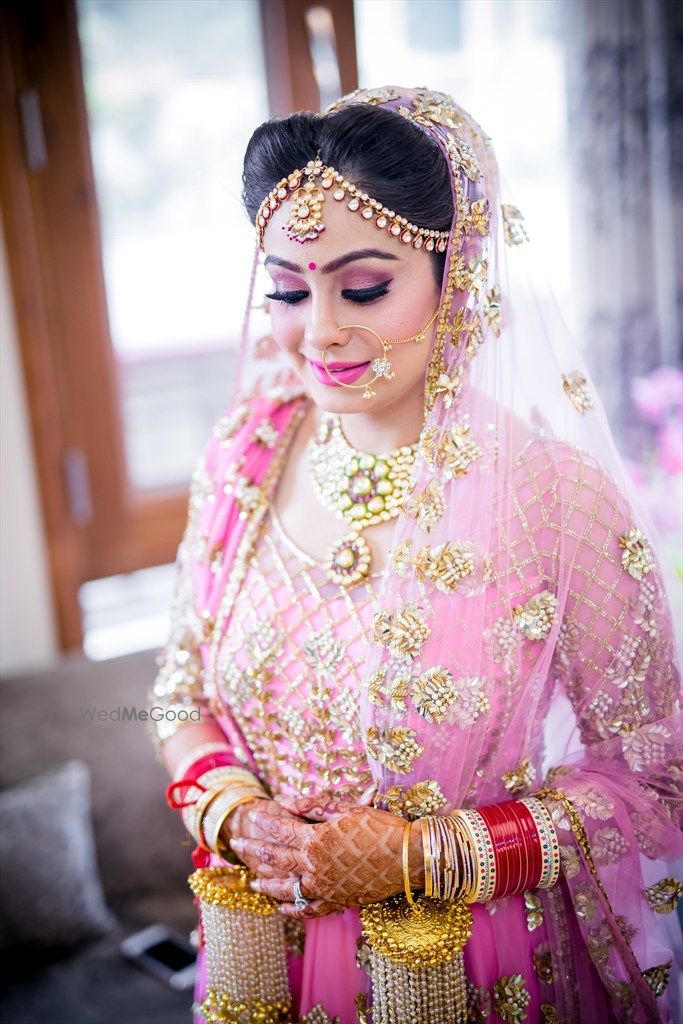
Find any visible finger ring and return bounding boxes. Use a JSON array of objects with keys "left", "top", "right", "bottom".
[{"left": 293, "top": 878, "right": 309, "bottom": 911}]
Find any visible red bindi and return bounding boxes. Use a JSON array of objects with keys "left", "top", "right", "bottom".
[{"left": 308, "top": 262, "right": 317, "bottom": 270}]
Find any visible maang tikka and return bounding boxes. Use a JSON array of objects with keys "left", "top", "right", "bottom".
[{"left": 255, "top": 157, "right": 450, "bottom": 254}]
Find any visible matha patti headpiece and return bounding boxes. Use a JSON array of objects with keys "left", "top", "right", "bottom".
[{"left": 255, "top": 157, "right": 450, "bottom": 254}]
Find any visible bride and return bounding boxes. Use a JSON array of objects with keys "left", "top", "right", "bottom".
[{"left": 150, "top": 86, "right": 681, "bottom": 1024}]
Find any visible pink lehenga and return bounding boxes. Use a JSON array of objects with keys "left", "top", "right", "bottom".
[{"left": 150, "top": 86, "right": 682, "bottom": 1024}]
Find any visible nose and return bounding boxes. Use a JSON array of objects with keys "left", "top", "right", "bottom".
[{"left": 303, "top": 294, "right": 346, "bottom": 356}]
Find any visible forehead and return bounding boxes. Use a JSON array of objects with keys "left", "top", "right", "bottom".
[{"left": 262, "top": 194, "right": 409, "bottom": 268}]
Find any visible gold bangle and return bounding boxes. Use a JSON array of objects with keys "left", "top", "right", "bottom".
[
  {"left": 402, "top": 821, "right": 415, "bottom": 905},
  {"left": 421, "top": 818, "right": 433, "bottom": 898},
  {"left": 204, "top": 790, "right": 267, "bottom": 854},
  {"left": 184, "top": 786, "right": 224, "bottom": 847}
]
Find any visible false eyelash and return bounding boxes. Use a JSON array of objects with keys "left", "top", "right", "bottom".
[{"left": 265, "top": 282, "right": 392, "bottom": 306}]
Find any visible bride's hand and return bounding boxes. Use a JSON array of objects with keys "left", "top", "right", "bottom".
[
  {"left": 223, "top": 797, "right": 345, "bottom": 918},
  {"left": 230, "top": 795, "right": 424, "bottom": 918}
]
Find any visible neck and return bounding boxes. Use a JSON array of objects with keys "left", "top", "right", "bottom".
[{"left": 336, "top": 384, "right": 425, "bottom": 453}]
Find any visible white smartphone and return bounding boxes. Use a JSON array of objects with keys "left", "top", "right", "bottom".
[{"left": 120, "top": 924, "right": 197, "bottom": 991}]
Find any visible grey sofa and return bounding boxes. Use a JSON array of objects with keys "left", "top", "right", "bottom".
[{"left": 0, "top": 650, "right": 198, "bottom": 1024}]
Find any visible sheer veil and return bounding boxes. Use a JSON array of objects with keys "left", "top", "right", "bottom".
[{"left": 228, "top": 87, "right": 681, "bottom": 1021}]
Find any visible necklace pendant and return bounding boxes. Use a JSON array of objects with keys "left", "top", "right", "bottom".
[{"left": 325, "top": 531, "right": 372, "bottom": 588}]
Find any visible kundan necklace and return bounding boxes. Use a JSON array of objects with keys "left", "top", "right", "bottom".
[{"left": 308, "top": 414, "right": 417, "bottom": 587}]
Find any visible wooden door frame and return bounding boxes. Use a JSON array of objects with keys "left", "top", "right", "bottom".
[{"left": 0, "top": 0, "right": 357, "bottom": 651}]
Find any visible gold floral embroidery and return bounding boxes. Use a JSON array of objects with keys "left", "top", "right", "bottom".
[
  {"left": 365, "top": 666, "right": 412, "bottom": 714},
  {"left": 206, "top": 540, "right": 224, "bottom": 576},
  {"left": 442, "top": 418, "right": 484, "bottom": 478},
  {"left": 608, "top": 980, "right": 634, "bottom": 1007},
  {"left": 390, "top": 539, "right": 414, "bottom": 577},
  {"left": 592, "top": 826, "right": 628, "bottom": 865},
  {"left": 417, "top": 425, "right": 443, "bottom": 467},
  {"left": 455, "top": 251, "right": 488, "bottom": 296},
  {"left": 618, "top": 528, "right": 654, "bottom": 580},
  {"left": 502, "top": 756, "right": 536, "bottom": 796},
  {"left": 412, "top": 666, "right": 457, "bottom": 724},
  {"left": 354, "top": 993, "right": 370, "bottom": 1024},
  {"left": 231, "top": 476, "right": 263, "bottom": 516},
  {"left": 368, "top": 666, "right": 387, "bottom": 706},
  {"left": 324, "top": 86, "right": 401, "bottom": 114},
  {"left": 365, "top": 725, "right": 424, "bottom": 773},
  {"left": 533, "top": 944, "right": 554, "bottom": 985},
  {"left": 559, "top": 844, "right": 581, "bottom": 879},
  {"left": 540, "top": 1008, "right": 558, "bottom": 1024},
  {"left": 483, "top": 616, "right": 521, "bottom": 675},
  {"left": 451, "top": 675, "right": 491, "bottom": 727},
  {"left": 371, "top": 603, "right": 431, "bottom": 659},
  {"left": 465, "top": 197, "right": 491, "bottom": 237},
  {"left": 631, "top": 577, "right": 660, "bottom": 636},
  {"left": 445, "top": 131, "right": 481, "bottom": 181},
  {"left": 562, "top": 371, "right": 593, "bottom": 414},
  {"left": 485, "top": 285, "right": 503, "bottom": 335},
  {"left": 213, "top": 404, "right": 249, "bottom": 445},
  {"left": 407, "top": 89, "right": 463, "bottom": 132},
  {"left": 502, "top": 204, "right": 529, "bottom": 246},
  {"left": 645, "top": 876, "right": 683, "bottom": 914},
  {"left": 386, "top": 674, "right": 411, "bottom": 713},
  {"left": 190, "top": 461, "right": 215, "bottom": 511},
  {"left": 380, "top": 779, "right": 447, "bottom": 819},
  {"left": 402, "top": 479, "right": 446, "bottom": 532},
  {"left": 466, "top": 981, "right": 492, "bottom": 1024},
  {"left": 244, "top": 620, "right": 283, "bottom": 668},
  {"left": 524, "top": 891, "right": 544, "bottom": 931},
  {"left": 587, "top": 921, "right": 612, "bottom": 966},
  {"left": 302, "top": 627, "right": 345, "bottom": 677},
  {"left": 642, "top": 961, "right": 672, "bottom": 998},
  {"left": 574, "top": 883, "right": 597, "bottom": 921},
  {"left": 572, "top": 785, "right": 614, "bottom": 820},
  {"left": 492, "top": 974, "right": 531, "bottom": 1022},
  {"left": 622, "top": 723, "right": 672, "bottom": 771},
  {"left": 253, "top": 419, "right": 278, "bottom": 447},
  {"left": 414, "top": 540, "right": 475, "bottom": 593},
  {"left": 431, "top": 369, "right": 464, "bottom": 409},
  {"left": 513, "top": 590, "right": 557, "bottom": 641}
]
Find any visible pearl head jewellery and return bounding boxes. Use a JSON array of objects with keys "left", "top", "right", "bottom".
[{"left": 255, "top": 157, "right": 451, "bottom": 254}]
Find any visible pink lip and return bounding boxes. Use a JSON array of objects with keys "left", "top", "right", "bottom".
[{"left": 308, "top": 359, "right": 371, "bottom": 387}]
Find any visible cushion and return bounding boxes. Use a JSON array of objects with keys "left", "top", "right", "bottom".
[{"left": 0, "top": 760, "right": 115, "bottom": 948}]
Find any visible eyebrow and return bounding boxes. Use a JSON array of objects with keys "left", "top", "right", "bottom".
[{"left": 263, "top": 248, "right": 400, "bottom": 274}]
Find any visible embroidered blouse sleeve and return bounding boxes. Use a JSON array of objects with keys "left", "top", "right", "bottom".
[
  {"left": 146, "top": 404, "right": 254, "bottom": 755},
  {"left": 539, "top": 446, "right": 681, "bottom": 1022}
]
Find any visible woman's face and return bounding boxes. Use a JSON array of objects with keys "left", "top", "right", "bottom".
[{"left": 262, "top": 195, "right": 442, "bottom": 417}]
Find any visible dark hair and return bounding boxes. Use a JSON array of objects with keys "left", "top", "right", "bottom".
[{"left": 241, "top": 105, "right": 453, "bottom": 285}]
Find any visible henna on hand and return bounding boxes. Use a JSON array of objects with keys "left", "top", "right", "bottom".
[
  {"left": 221, "top": 798, "right": 299, "bottom": 876},
  {"left": 244, "top": 804, "right": 424, "bottom": 907}
]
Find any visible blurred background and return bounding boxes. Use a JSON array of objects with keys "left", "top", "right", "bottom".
[{"left": 0, "top": 1, "right": 681, "bottom": 1022}]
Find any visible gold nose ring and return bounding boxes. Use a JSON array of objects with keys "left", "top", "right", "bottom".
[{"left": 320, "top": 307, "right": 439, "bottom": 400}]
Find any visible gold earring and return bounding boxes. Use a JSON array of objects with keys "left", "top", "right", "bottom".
[{"left": 321, "top": 308, "right": 440, "bottom": 399}]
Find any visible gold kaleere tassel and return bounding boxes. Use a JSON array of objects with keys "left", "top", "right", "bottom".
[
  {"left": 188, "top": 866, "right": 292, "bottom": 1024},
  {"left": 359, "top": 893, "right": 472, "bottom": 1024}
]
